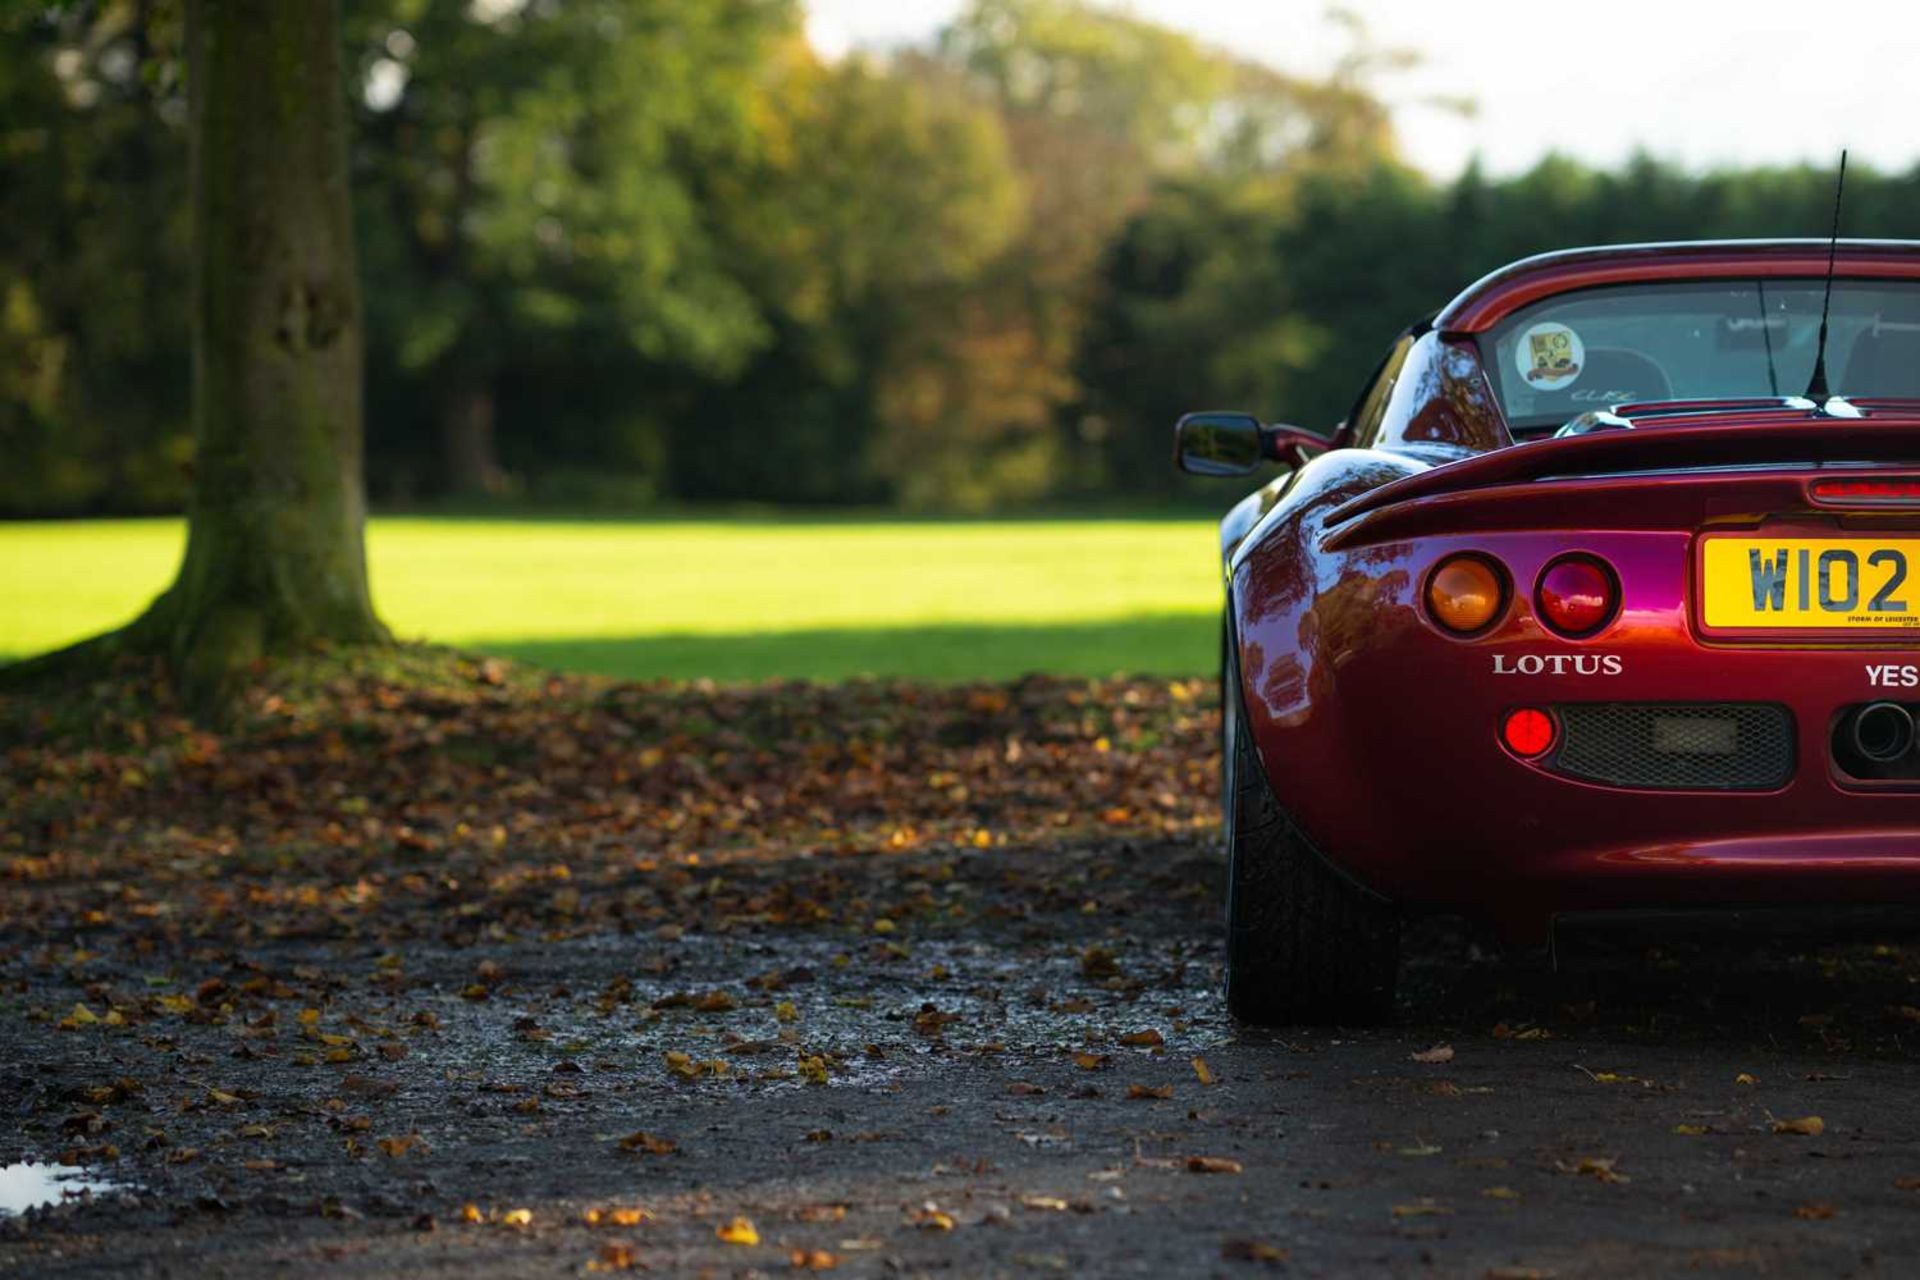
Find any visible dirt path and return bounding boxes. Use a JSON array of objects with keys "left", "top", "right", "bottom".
[
  {"left": 8, "top": 663, "right": 1920, "bottom": 1275},
  {"left": 7, "top": 834, "right": 1920, "bottom": 1277}
]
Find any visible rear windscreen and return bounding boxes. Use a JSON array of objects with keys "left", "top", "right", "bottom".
[{"left": 1482, "top": 280, "right": 1920, "bottom": 430}]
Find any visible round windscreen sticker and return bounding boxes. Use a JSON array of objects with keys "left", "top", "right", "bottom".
[{"left": 1516, "top": 322, "right": 1585, "bottom": 389}]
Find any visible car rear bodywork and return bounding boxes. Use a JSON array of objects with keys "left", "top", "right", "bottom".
[{"left": 1225, "top": 241, "right": 1920, "bottom": 943}]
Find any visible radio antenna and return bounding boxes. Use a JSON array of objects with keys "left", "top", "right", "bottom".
[{"left": 1803, "top": 149, "right": 1848, "bottom": 401}]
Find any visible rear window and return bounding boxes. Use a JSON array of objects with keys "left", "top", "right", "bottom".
[{"left": 1482, "top": 280, "right": 1920, "bottom": 431}]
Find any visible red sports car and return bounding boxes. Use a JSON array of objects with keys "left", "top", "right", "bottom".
[{"left": 1181, "top": 240, "right": 1920, "bottom": 1024}]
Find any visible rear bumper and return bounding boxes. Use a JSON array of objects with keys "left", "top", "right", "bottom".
[
  {"left": 1553, "top": 903, "right": 1920, "bottom": 944},
  {"left": 1241, "top": 598, "right": 1920, "bottom": 944},
  {"left": 1234, "top": 446, "right": 1920, "bottom": 942},
  {"left": 1475, "top": 829, "right": 1920, "bottom": 943}
]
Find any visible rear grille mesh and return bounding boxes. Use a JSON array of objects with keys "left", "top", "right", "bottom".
[{"left": 1549, "top": 702, "right": 1794, "bottom": 791}]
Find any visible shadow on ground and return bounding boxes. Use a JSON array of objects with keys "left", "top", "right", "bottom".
[{"left": 480, "top": 613, "right": 1217, "bottom": 682}]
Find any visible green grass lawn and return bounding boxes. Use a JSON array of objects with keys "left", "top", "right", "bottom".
[{"left": 0, "top": 517, "right": 1224, "bottom": 681}]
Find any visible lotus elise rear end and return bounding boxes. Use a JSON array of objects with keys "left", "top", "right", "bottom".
[{"left": 1181, "top": 240, "right": 1920, "bottom": 1024}]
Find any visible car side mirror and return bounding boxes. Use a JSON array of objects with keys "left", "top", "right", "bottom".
[{"left": 1175, "top": 411, "right": 1328, "bottom": 476}]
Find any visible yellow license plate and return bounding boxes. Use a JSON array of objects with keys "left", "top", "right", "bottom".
[{"left": 1701, "top": 537, "right": 1920, "bottom": 630}]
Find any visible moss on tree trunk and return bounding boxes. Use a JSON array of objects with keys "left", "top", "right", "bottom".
[{"left": 128, "top": 0, "right": 387, "bottom": 694}]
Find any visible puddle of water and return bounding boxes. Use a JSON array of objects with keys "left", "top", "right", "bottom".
[{"left": 0, "top": 1164, "right": 120, "bottom": 1216}]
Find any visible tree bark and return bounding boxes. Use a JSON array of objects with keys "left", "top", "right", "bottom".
[
  {"left": 133, "top": 0, "right": 387, "bottom": 692},
  {"left": 440, "top": 380, "right": 507, "bottom": 496}
]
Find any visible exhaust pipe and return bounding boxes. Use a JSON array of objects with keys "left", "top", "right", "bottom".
[{"left": 1851, "top": 702, "right": 1915, "bottom": 762}]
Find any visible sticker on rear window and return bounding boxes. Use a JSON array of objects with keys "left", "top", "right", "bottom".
[{"left": 1517, "top": 322, "right": 1584, "bottom": 389}]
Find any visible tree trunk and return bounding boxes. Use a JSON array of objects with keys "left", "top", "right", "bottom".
[
  {"left": 133, "top": 0, "right": 387, "bottom": 692},
  {"left": 440, "top": 380, "right": 507, "bottom": 496}
]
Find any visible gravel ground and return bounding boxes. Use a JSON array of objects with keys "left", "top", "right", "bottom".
[{"left": 8, "top": 834, "right": 1920, "bottom": 1278}]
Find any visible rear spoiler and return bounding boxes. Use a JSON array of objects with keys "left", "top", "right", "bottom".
[{"left": 1329, "top": 418, "right": 1920, "bottom": 528}]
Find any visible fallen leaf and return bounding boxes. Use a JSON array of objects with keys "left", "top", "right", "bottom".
[
  {"left": 1795, "top": 1202, "right": 1838, "bottom": 1220},
  {"left": 376, "top": 1133, "right": 422, "bottom": 1158},
  {"left": 1735, "top": 1073, "right": 1759, "bottom": 1086},
  {"left": 1080, "top": 946, "right": 1120, "bottom": 979},
  {"left": 1186, "top": 1156, "right": 1242, "bottom": 1174},
  {"left": 1390, "top": 1199, "right": 1450, "bottom": 1217},
  {"left": 1410, "top": 1044, "right": 1454, "bottom": 1064},
  {"left": 789, "top": 1248, "right": 839, "bottom": 1270},
  {"left": 1772, "top": 1116, "right": 1825, "bottom": 1137},
  {"left": 1220, "top": 1237, "right": 1287, "bottom": 1264},
  {"left": 1127, "top": 1083, "right": 1173, "bottom": 1100},
  {"left": 60, "top": 1003, "right": 100, "bottom": 1029},
  {"left": 585, "top": 1242, "right": 639, "bottom": 1272},
  {"left": 1579, "top": 1068, "right": 1649, "bottom": 1086},
  {"left": 1491, "top": 1021, "right": 1551, "bottom": 1040},
  {"left": 1120, "top": 1029, "right": 1164, "bottom": 1048},
  {"left": 716, "top": 1216, "right": 760, "bottom": 1245},
  {"left": 1192, "top": 1057, "right": 1215, "bottom": 1086},
  {"left": 1561, "top": 1156, "right": 1629, "bottom": 1184},
  {"left": 584, "top": 1207, "right": 652, "bottom": 1227},
  {"left": 618, "top": 1130, "right": 678, "bottom": 1155}
]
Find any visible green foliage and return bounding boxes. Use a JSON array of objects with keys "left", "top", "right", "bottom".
[
  {"left": 345, "top": 0, "right": 801, "bottom": 494},
  {"left": 939, "top": 0, "right": 1232, "bottom": 160},
  {"left": 0, "top": 0, "right": 190, "bottom": 515},
  {"left": 1077, "top": 154, "right": 1920, "bottom": 485},
  {"left": 9, "top": 0, "right": 1918, "bottom": 518},
  {"left": 667, "top": 52, "right": 1025, "bottom": 504}
]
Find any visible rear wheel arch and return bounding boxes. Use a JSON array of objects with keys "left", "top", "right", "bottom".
[{"left": 1221, "top": 620, "right": 1400, "bottom": 1025}]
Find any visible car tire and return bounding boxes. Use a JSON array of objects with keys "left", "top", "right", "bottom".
[
  {"left": 1222, "top": 636, "right": 1400, "bottom": 1025},
  {"left": 1218, "top": 615, "right": 1236, "bottom": 853}
]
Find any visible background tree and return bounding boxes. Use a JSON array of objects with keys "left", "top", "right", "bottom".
[
  {"left": 345, "top": 0, "right": 798, "bottom": 499},
  {"left": 670, "top": 51, "right": 1024, "bottom": 506},
  {"left": 0, "top": 1, "right": 190, "bottom": 516},
  {"left": 9, "top": 1, "right": 1920, "bottom": 523}
]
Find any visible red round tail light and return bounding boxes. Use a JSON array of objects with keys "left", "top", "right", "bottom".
[
  {"left": 1501, "top": 707, "right": 1556, "bottom": 758},
  {"left": 1535, "top": 554, "right": 1618, "bottom": 636}
]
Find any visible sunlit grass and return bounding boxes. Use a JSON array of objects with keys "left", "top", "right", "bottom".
[{"left": 0, "top": 517, "right": 1224, "bottom": 680}]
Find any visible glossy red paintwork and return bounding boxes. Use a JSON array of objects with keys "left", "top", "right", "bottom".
[
  {"left": 1435, "top": 240, "right": 1920, "bottom": 333},
  {"left": 1224, "top": 241, "right": 1920, "bottom": 943}
]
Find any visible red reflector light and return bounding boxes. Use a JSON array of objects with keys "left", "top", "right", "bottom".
[
  {"left": 1502, "top": 707, "right": 1556, "bottom": 758},
  {"left": 1809, "top": 477, "right": 1920, "bottom": 507},
  {"left": 1536, "top": 554, "right": 1618, "bottom": 636}
]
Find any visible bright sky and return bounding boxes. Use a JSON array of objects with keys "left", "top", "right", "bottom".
[{"left": 806, "top": 0, "right": 1920, "bottom": 178}]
